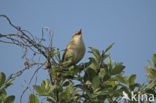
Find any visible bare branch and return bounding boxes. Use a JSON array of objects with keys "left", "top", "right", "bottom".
[
  {"left": 6, "top": 62, "right": 44, "bottom": 83},
  {"left": 0, "top": 15, "right": 20, "bottom": 30},
  {"left": 0, "top": 15, "right": 47, "bottom": 58},
  {"left": 20, "top": 65, "right": 43, "bottom": 103},
  {"left": 0, "top": 15, "right": 59, "bottom": 103}
]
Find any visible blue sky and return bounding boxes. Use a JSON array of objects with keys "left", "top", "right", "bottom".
[{"left": 0, "top": 0, "right": 156, "bottom": 102}]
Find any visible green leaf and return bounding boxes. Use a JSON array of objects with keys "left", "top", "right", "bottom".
[
  {"left": 0, "top": 89, "right": 7, "bottom": 101},
  {"left": 107, "top": 56, "right": 111, "bottom": 66},
  {"left": 63, "top": 80, "right": 70, "bottom": 87},
  {"left": 88, "top": 62, "right": 98, "bottom": 70},
  {"left": 62, "top": 56, "right": 73, "bottom": 65},
  {"left": 59, "top": 86, "right": 71, "bottom": 99},
  {"left": 51, "top": 48, "right": 55, "bottom": 56},
  {"left": 147, "top": 60, "right": 153, "bottom": 68},
  {"left": 128, "top": 74, "right": 136, "bottom": 85},
  {"left": 108, "top": 81, "right": 116, "bottom": 87},
  {"left": 47, "top": 97, "right": 56, "bottom": 103},
  {"left": 0, "top": 99, "right": 2, "bottom": 103},
  {"left": 129, "top": 83, "right": 141, "bottom": 91},
  {"left": 4, "top": 79, "right": 14, "bottom": 89},
  {"left": 84, "top": 68, "right": 96, "bottom": 82},
  {"left": 33, "top": 85, "right": 49, "bottom": 96},
  {"left": 88, "top": 57, "right": 99, "bottom": 70},
  {"left": 45, "top": 79, "right": 50, "bottom": 90},
  {"left": 92, "top": 76, "right": 100, "bottom": 89},
  {"left": 57, "top": 49, "right": 60, "bottom": 59},
  {"left": 152, "top": 54, "right": 156, "bottom": 68},
  {"left": 111, "top": 63, "right": 125, "bottom": 75},
  {"left": 34, "top": 79, "right": 55, "bottom": 96},
  {"left": 98, "top": 68, "right": 106, "bottom": 79},
  {"left": 4, "top": 95, "right": 15, "bottom": 103},
  {"left": 28, "top": 94, "right": 39, "bottom": 103},
  {"left": 33, "top": 85, "right": 43, "bottom": 95},
  {"left": 115, "top": 75, "right": 127, "bottom": 84},
  {"left": 98, "top": 88, "right": 114, "bottom": 95},
  {"left": 144, "top": 82, "right": 155, "bottom": 90},
  {"left": 105, "top": 43, "right": 115, "bottom": 53},
  {"left": 0, "top": 72, "right": 6, "bottom": 87},
  {"left": 41, "top": 79, "right": 51, "bottom": 92},
  {"left": 89, "top": 47, "right": 100, "bottom": 63},
  {"left": 85, "top": 81, "right": 92, "bottom": 85},
  {"left": 145, "top": 67, "right": 156, "bottom": 82}
]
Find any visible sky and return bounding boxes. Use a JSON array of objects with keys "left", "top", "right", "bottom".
[{"left": 0, "top": 0, "right": 156, "bottom": 102}]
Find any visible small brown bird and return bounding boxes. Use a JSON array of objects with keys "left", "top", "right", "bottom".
[{"left": 62, "top": 29, "right": 85, "bottom": 65}]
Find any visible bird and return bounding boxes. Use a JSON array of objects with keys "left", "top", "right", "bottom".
[{"left": 62, "top": 29, "right": 85, "bottom": 66}]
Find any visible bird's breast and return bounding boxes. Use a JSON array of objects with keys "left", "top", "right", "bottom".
[{"left": 65, "top": 39, "right": 85, "bottom": 64}]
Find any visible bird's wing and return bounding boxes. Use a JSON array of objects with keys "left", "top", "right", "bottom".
[
  {"left": 62, "top": 41, "right": 74, "bottom": 62},
  {"left": 62, "top": 48, "right": 67, "bottom": 62}
]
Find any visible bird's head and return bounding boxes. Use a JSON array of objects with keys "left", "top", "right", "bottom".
[{"left": 72, "top": 29, "right": 82, "bottom": 41}]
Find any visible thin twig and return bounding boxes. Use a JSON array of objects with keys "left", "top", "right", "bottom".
[
  {"left": 0, "top": 15, "right": 47, "bottom": 58},
  {"left": 0, "top": 15, "right": 60, "bottom": 103},
  {"left": 6, "top": 62, "right": 44, "bottom": 83},
  {"left": 20, "top": 65, "right": 43, "bottom": 103}
]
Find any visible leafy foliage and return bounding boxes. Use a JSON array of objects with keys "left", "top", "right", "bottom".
[
  {"left": 0, "top": 72, "right": 15, "bottom": 103},
  {"left": 1, "top": 15, "right": 155, "bottom": 103},
  {"left": 144, "top": 54, "right": 156, "bottom": 96},
  {"left": 29, "top": 44, "right": 156, "bottom": 103},
  {"left": 1, "top": 44, "right": 156, "bottom": 103},
  {"left": 28, "top": 94, "right": 39, "bottom": 103}
]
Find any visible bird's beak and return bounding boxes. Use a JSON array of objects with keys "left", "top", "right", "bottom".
[{"left": 78, "top": 29, "right": 82, "bottom": 35}]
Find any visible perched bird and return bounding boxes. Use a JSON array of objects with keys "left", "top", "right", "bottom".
[{"left": 62, "top": 29, "right": 85, "bottom": 65}]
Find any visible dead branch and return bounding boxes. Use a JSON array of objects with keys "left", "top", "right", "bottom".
[
  {"left": 5, "top": 62, "right": 45, "bottom": 83},
  {"left": 0, "top": 14, "right": 59, "bottom": 103},
  {"left": 0, "top": 15, "right": 47, "bottom": 58}
]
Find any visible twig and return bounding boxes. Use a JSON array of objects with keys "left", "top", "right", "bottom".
[
  {"left": 0, "top": 15, "right": 47, "bottom": 58},
  {"left": 6, "top": 62, "right": 44, "bottom": 83},
  {"left": 0, "top": 15, "right": 59, "bottom": 103},
  {"left": 20, "top": 65, "right": 43, "bottom": 103}
]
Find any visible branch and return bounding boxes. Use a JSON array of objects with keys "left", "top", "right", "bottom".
[
  {"left": 6, "top": 62, "right": 44, "bottom": 83},
  {"left": 20, "top": 65, "right": 43, "bottom": 103},
  {"left": 0, "top": 15, "right": 59, "bottom": 102},
  {"left": 0, "top": 15, "right": 47, "bottom": 58}
]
